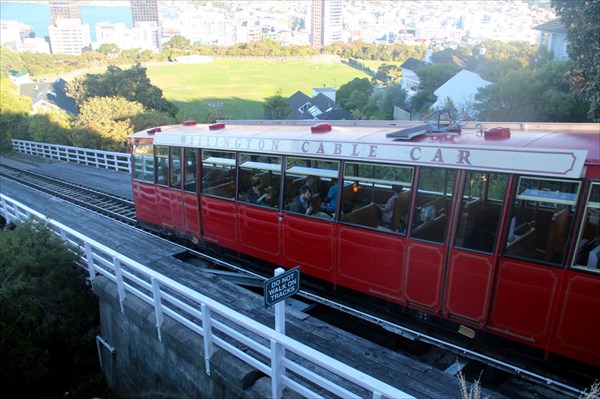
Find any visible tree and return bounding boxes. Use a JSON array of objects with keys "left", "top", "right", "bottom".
[
  {"left": 0, "top": 46, "right": 26, "bottom": 76},
  {"left": 365, "top": 84, "right": 407, "bottom": 119},
  {"left": 66, "top": 64, "right": 178, "bottom": 117},
  {"left": 375, "top": 64, "right": 403, "bottom": 86},
  {"left": 0, "top": 220, "right": 101, "bottom": 397},
  {"left": 474, "top": 61, "right": 589, "bottom": 122},
  {"left": 0, "top": 77, "right": 32, "bottom": 150},
  {"left": 97, "top": 43, "right": 120, "bottom": 58},
  {"left": 28, "top": 108, "right": 73, "bottom": 145},
  {"left": 336, "top": 77, "right": 373, "bottom": 110},
  {"left": 72, "top": 96, "right": 145, "bottom": 151},
  {"left": 552, "top": 0, "right": 600, "bottom": 122},
  {"left": 129, "top": 109, "right": 177, "bottom": 132},
  {"left": 264, "top": 89, "right": 290, "bottom": 119},
  {"left": 163, "top": 35, "right": 191, "bottom": 59}
]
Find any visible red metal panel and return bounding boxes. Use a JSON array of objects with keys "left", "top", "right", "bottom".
[
  {"left": 552, "top": 272, "right": 600, "bottom": 366},
  {"left": 132, "top": 181, "right": 160, "bottom": 225},
  {"left": 183, "top": 192, "right": 200, "bottom": 237},
  {"left": 200, "top": 196, "right": 238, "bottom": 251},
  {"left": 488, "top": 259, "right": 559, "bottom": 345},
  {"left": 282, "top": 214, "right": 334, "bottom": 281},
  {"left": 444, "top": 251, "right": 494, "bottom": 323},
  {"left": 169, "top": 189, "right": 184, "bottom": 231},
  {"left": 336, "top": 225, "right": 406, "bottom": 303},
  {"left": 404, "top": 241, "right": 445, "bottom": 310},
  {"left": 237, "top": 204, "right": 281, "bottom": 265},
  {"left": 156, "top": 186, "right": 173, "bottom": 227}
]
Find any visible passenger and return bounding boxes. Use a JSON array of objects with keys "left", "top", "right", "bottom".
[
  {"left": 305, "top": 175, "right": 320, "bottom": 197},
  {"left": 377, "top": 185, "right": 403, "bottom": 225},
  {"left": 326, "top": 178, "right": 339, "bottom": 210},
  {"left": 247, "top": 177, "right": 271, "bottom": 206},
  {"left": 290, "top": 185, "right": 314, "bottom": 215}
]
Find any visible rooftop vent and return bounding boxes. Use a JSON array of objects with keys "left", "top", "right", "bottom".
[
  {"left": 209, "top": 122, "right": 225, "bottom": 130},
  {"left": 183, "top": 120, "right": 197, "bottom": 126},
  {"left": 311, "top": 123, "right": 332, "bottom": 134},
  {"left": 484, "top": 127, "right": 510, "bottom": 139},
  {"left": 147, "top": 127, "right": 162, "bottom": 135}
]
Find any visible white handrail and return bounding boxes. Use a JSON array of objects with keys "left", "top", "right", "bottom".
[
  {"left": 0, "top": 194, "right": 414, "bottom": 399},
  {"left": 11, "top": 140, "right": 131, "bottom": 173}
]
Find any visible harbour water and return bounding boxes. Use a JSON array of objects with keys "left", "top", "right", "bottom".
[{"left": 0, "top": 1, "right": 132, "bottom": 41}]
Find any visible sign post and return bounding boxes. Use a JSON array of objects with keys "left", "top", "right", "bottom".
[{"left": 264, "top": 266, "right": 300, "bottom": 399}]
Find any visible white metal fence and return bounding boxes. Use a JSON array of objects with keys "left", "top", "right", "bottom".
[
  {"left": 11, "top": 140, "right": 131, "bottom": 173},
  {"left": 0, "top": 194, "right": 413, "bottom": 399}
]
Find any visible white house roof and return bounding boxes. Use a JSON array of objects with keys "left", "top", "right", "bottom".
[{"left": 431, "top": 70, "right": 492, "bottom": 109}]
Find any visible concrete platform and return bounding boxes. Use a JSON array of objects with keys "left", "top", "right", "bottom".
[{"left": 0, "top": 151, "right": 507, "bottom": 398}]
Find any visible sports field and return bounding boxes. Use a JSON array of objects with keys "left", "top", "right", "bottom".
[{"left": 145, "top": 58, "right": 370, "bottom": 120}]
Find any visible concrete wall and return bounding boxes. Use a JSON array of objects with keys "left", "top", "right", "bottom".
[{"left": 92, "top": 276, "right": 301, "bottom": 399}]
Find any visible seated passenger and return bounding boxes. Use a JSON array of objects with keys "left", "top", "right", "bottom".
[
  {"left": 247, "top": 177, "right": 271, "bottom": 206},
  {"left": 326, "top": 178, "right": 339, "bottom": 210},
  {"left": 377, "top": 185, "right": 403, "bottom": 226},
  {"left": 305, "top": 175, "right": 320, "bottom": 198},
  {"left": 290, "top": 185, "right": 314, "bottom": 215}
]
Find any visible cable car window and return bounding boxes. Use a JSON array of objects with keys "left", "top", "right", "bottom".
[
  {"left": 238, "top": 153, "right": 281, "bottom": 208},
  {"left": 572, "top": 183, "right": 600, "bottom": 272},
  {"left": 340, "top": 162, "right": 413, "bottom": 233},
  {"left": 454, "top": 172, "right": 508, "bottom": 253},
  {"left": 410, "top": 167, "right": 456, "bottom": 243},
  {"left": 155, "top": 146, "right": 169, "bottom": 186},
  {"left": 201, "top": 150, "right": 236, "bottom": 199},
  {"left": 170, "top": 148, "right": 182, "bottom": 189},
  {"left": 283, "top": 157, "right": 338, "bottom": 220},
  {"left": 133, "top": 145, "right": 153, "bottom": 183},
  {"left": 504, "top": 177, "right": 581, "bottom": 265},
  {"left": 183, "top": 148, "right": 197, "bottom": 193}
]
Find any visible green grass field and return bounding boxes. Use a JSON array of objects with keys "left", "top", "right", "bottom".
[{"left": 145, "top": 58, "right": 370, "bottom": 120}]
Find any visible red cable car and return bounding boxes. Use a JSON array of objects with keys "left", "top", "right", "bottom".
[{"left": 129, "top": 120, "right": 600, "bottom": 367}]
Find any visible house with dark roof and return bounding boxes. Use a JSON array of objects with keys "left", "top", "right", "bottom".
[
  {"left": 532, "top": 19, "right": 569, "bottom": 61},
  {"left": 20, "top": 78, "right": 78, "bottom": 115},
  {"left": 399, "top": 57, "right": 425, "bottom": 97},
  {"left": 286, "top": 90, "right": 354, "bottom": 120}
]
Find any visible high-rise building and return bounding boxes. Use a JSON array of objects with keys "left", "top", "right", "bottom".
[
  {"left": 48, "top": 0, "right": 88, "bottom": 55},
  {"left": 48, "top": 18, "right": 90, "bottom": 55},
  {"left": 311, "top": 0, "right": 342, "bottom": 47},
  {"left": 131, "top": 0, "right": 160, "bottom": 25},
  {"left": 49, "top": 0, "right": 81, "bottom": 24}
]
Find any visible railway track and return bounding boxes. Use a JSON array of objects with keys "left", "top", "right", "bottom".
[
  {"left": 1, "top": 162, "right": 596, "bottom": 399},
  {"left": 0, "top": 164, "right": 136, "bottom": 224}
]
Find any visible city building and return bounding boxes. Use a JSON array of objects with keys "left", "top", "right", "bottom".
[
  {"left": 20, "top": 38, "right": 51, "bottom": 53},
  {"left": 131, "top": 0, "right": 160, "bottom": 26},
  {"left": 0, "top": 20, "right": 23, "bottom": 51},
  {"left": 48, "top": 18, "right": 91, "bottom": 55},
  {"left": 181, "top": 13, "right": 235, "bottom": 46},
  {"left": 311, "top": 0, "right": 342, "bottom": 47},
  {"left": 47, "top": 0, "right": 88, "bottom": 55},
  {"left": 49, "top": 0, "right": 81, "bottom": 24}
]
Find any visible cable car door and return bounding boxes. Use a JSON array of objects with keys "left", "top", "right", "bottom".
[
  {"left": 444, "top": 171, "right": 509, "bottom": 324},
  {"left": 404, "top": 167, "right": 458, "bottom": 312}
]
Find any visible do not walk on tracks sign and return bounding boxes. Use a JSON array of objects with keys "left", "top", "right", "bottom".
[{"left": 264, "top": 266, "right": 300, "bottom": 307}]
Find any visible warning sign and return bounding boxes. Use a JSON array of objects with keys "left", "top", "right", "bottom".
[{"left": 264, "top": 267, "right": 300, "bottom": 307}]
